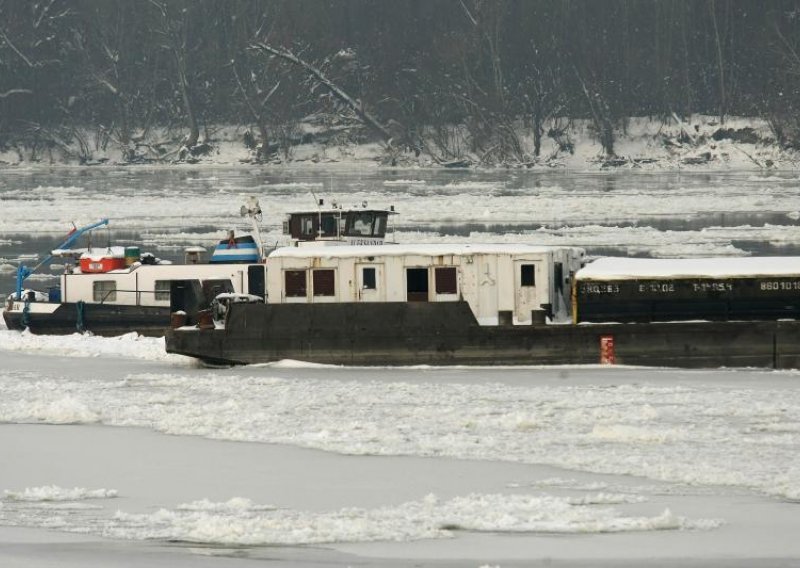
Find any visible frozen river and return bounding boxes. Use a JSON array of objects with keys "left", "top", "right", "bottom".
[
  {"left": 1, "top": 166, "right": 800, "bottom": 566},
  {"left": 1, "top": 334, "right": 799, "bottom": 566},
  {"left": 3, "top": 167, "right": 800, "bottom": 293}
]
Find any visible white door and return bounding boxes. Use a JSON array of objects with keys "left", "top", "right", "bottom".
[
  {"left": 356, "top": 264, "right": 384, "bottom": 302},
  {"left": 514, "top": 261, "right": 538, "bottom": 322}
]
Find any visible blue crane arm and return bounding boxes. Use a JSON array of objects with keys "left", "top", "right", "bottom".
[{"left": 15, "top": 218, "right": 110, "bottom": 299}]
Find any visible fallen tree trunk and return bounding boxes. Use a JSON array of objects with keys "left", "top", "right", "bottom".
[{"left": 250, "top": 42, "right": 394, "bottom": 146}]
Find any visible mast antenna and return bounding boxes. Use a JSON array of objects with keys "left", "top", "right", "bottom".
[{"left": 239, "top": 196, "right": 265, "bottom": 259}]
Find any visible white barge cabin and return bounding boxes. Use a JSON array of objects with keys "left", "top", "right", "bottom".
[
  {"left": 59, "top": 262, "right": 264, "bottom": 307},
  {"left": 265, "top": 244, "right": 585, "bottom": 324}
]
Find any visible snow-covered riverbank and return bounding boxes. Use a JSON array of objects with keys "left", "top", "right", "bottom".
[{"left": 1, "top": 116, "right": 795, "bottom": 171}]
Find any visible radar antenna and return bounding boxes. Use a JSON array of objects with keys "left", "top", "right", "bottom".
[{"left": 239, "top": 196, "right": 265, "bottom": 259}]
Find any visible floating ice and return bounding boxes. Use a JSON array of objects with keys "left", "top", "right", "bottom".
[
  {"left": 0, "top": 329, "right": 192, "bottom": 364},
  {"left": 0, "top": 370, "right": 798, "bottom": 501},
  {"left": 3, "top": 170, "right": 800, "bottom": 259},
  {"left": 24, "top": 273, "right": 58, "bottom": 281},
  {"left": 176, "top": 498, "right": 276, "bottom": 512},
  {"left": 3, "top": 485, "right": 117, "bottom": 502},
  {"left": 382, "top": 179, "right": 427, "bottom": 186},
  {"left": 96, "top": 493, "right": 719, "bottom": 545},
  {"left": 25, "top": 395, "right": 99, "bottom": 424},
  {"left": 0, "top": 489, "right": 717, "bottom": 546}
]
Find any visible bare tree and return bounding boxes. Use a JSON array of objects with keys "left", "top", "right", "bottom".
[
  {"left": 0, "top": 1, "right": 796, "bottom": 165},
  {"left": 231, "top": 60, "right": 281, "bottom": 159},
  {"left": 518, "top": 36, "right": 563, "bottom": 159},
  {"left": 574, "top": 67, "right": 616, "bottom": 158},
  {"left": 149, "top": 0, "right": 200, "bottom": 155},
  {"left": 769, "top": 10, "right": 800, "bottom": 148},
  {"left": 0, "top": 0, "right": 77, "bottom": 155},
  {"left": 708, "top": 0, "right": 727, "bottom": 124}
]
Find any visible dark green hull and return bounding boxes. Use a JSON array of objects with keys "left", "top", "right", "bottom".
[
  {"left": 3, "top": 303, "right": 170, "bottom": 337},
  {"left": 165, "top": 301, "right": 800, "bottom": 369}
]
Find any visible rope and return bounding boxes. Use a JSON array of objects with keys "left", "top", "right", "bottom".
[
  {"left": 76, "top": 300, "right": 85, "bottom": 333},
  {"left": 21, "top": 298, "right": 31, "bottom": 328}
]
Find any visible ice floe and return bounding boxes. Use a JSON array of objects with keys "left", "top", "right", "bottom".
[
  {"left": 0, "top": 329, "right": 191, "bottom": 364},
  {"left": 3, "top": 486, "right": 117, "bottom": 502},
  {"left": 0, "top": 491, "right": 720, "bottom": 545},
  {"left": 0, "top": 370, "right": 797, "bottom": 501}
]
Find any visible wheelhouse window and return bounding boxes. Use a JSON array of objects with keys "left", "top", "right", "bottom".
[
  {"left": 362, "top": 267, "right": 377, "bottom": 290},
  {"left": 312, "top": 269, "right": 335, "bottom": 296},
  {"left": 319, "top": 214, "right": 338, "bottom": 237},
  {"left": 406, "top": 268, "right": 429, "bottom": 302},
  {"left": 349, "top": 212, "right": 374, "bottom": 236},
  {"left": 435, "top": 267, "right": 457, "bottom": 294},
  {"left": 154, "top": 280, "right": 171, "bottom": 301},
  {"left": 93, "top": 280, "right": 116, "bottom": 302},
  {"left": 285, "top": 270, "right": 307, "bottom": 297},
  {"left": 374, "top": 215, "right": 387, "bottom": 237},
  {"left": 521, "top": 264, "right": 536, "bottom": 287},
  {"left": 300, "top": 215, "right": 314, "bottom": 236}
]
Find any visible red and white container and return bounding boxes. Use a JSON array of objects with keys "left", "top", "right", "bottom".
[{"left": 79, "top": 247, "right": 126, "bottom": 273}]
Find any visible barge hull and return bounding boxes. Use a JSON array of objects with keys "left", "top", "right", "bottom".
[
  {"left": 165, "top": 301, "right": 800, "bottom": 369},
  {"left": 3, "top": 303, "right": 170, "bottom": 337}
]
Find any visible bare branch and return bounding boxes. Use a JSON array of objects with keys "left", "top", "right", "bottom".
[
  {"left": 0, "top": 31, "right": 36, "bottom": 68},
  {"left": 260, "top": 80, "right": 281, "bottom": 108},
  {"left": 94, "top": 75, "right": 119, "bottom": 96},
  {"left": 774, "top": 19, "right": 800, "bottom": 70},
  {"left": 458, "top": 0, "right": 478, "bottom": 26},
  {"left": 33, "top": 0, "right": 57, "bottom": 29},
  {"left": 0, "top": 88, "right": 33, "bottom": 98}
]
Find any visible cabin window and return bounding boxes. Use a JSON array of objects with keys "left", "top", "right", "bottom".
[
  {"left": 362, "top": 267, "right": 377, "bottom": 290},
  {"left": 320, "top": 214, "right": 338, "bottom": 237},
  {"left": 406, "top": 268, "right": 429, "bottom": 302},
  {"left": 350, "top": 212, "right": 374, "bottom": 236},
  {"left": 300, "top": 215, "right": 314, "bottom": 236},
  {"left": 312, "top": 269, "right": 335, "bottom": 296},
  {"left": 374, "top": 215, "right": 387, "bottom": 237},
  {"left": 435, "top": 267, "right": 457, "bottom": 294},
  {"left": 93, "top": 280, "right": 116, "bottom": 302},
  {"left": 154, "top": 280, "right": 171, "bottom": 301},
  {"left": 285, "top": 270, "right": 307, "bottom": 297},
  {"left": 521, "top": 264, "right": 536, "bottom": 287}
]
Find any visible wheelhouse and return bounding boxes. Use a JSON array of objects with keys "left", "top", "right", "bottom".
[{"left": 283, "top": 208, "right": 396, "bottom": 246}]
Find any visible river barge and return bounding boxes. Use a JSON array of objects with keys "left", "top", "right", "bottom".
[
  {"left": 165, "top": 247, "right": 800, "bottom": 369},
  {"left": 3, "top": 198, "right": 396, "bottom": 336},
  {"left": 574, "top": 256, "right": 800, "bottom": 322}
]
